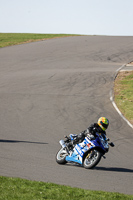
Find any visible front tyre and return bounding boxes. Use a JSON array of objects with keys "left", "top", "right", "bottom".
[
  {"left": 56, "top": 148, "right": 67, "bottom": 164},
  {"left": 83, "top": 149, "right": 102, "bottom": 169}
]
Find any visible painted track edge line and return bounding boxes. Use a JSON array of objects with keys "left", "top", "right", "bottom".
[{"left": 110, "top": 64, "right": 133, "bottom": 129}]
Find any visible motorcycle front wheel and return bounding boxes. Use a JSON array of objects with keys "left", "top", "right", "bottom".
[
  {"left": 56, "top": 148, "right": 67, "bottom": 164},
  {"left": 83, "top": 149, "right": 102, "bottom": 169}
]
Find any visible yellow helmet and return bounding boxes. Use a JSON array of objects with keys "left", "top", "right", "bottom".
[{"left": 98, "top": 117, "right": 109, "bottom": 131}]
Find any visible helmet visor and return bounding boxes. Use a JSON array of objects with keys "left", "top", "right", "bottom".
[{"left": 101, "top": 122, "right": 108, "bottom": 129}]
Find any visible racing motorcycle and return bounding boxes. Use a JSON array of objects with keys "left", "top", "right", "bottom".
[{"left": 56, "top": 133, "right": 114, "bottom": 169}]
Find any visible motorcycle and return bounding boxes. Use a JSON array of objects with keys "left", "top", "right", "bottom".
[{"left": 56, "top": 133, "right": 114, "bottom": 169}]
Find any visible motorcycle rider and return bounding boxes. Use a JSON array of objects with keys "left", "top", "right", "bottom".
[{"left": 72, "top": 117, "right": 109, "bottom": 144}]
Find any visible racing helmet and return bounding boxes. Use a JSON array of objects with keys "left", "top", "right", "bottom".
[{"left": 98, "top": 117, "right": 109, "bottom": 131}]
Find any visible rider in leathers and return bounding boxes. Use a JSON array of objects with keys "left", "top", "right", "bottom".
[{"left": 72, "top": 117, "right": 109, "bottom": 144}]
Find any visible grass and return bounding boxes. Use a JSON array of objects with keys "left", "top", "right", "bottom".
[
  {"left": 114, "top": 71, "right": 133, "bottom": 124},
  {"left": 0, "top": 33, "right": 80, "bottom": 48},
  {"left": 0, "top": 176, "right": 133, "bottom": 200}
]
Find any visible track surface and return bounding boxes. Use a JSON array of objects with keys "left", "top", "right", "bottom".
[{"left": 0, "top": 36, "right": 133, "bottom": 194}]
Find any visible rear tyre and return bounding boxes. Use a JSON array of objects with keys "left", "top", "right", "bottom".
[
  {"left": 56, "top": 148, "right": 67, "bottom": 164},
  {"left": 83, "top": 149, "right": 102, "bottom": 169}
]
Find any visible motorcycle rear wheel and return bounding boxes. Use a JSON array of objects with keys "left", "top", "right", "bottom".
[
  {"left": 56, "top": 148, "right": 67, "bottom": 164},
  {"left": 83, "top": 149, "right": 102, "bottom": 169}
]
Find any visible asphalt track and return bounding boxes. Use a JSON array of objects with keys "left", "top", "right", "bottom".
[{"left": 0, "top": 36, "right": 133, "bottom": 195}]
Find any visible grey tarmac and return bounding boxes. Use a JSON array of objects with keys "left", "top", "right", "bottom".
[{"left": 0, "top": 36, "right": 133, "bottom": 194}]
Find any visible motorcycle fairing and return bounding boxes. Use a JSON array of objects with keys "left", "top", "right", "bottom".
[
  {"left": 65, "top": 150, "right": 82, "bottom": 164},
  {"left": 66, "top": 140, "right": 90, "bottom": 165},
  {"left": 65, "top": 135, "right": 108, "bottom": 165}
]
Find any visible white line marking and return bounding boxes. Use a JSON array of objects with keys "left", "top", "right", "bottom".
[{"left": 110, "top": 64, "right": 133, "bottom": 129}]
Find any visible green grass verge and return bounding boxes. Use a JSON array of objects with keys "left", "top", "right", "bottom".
[
  {"left": 0, "top": 33, "right": 80, "bottom": 48},
  {"left": 114, "top": 71, "right": 133, "bottom": 124},
  {"left": 0, "top": 176, "right": 133, "bottom": 200}
]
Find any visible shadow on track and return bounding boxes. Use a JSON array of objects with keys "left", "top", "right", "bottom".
[
  {"left": 0, "top": 139, "right": 48, "bottom": 145},
  {"left": 95, "top": 166, "right": 133, "bottom": 173},
  {"left": 63, "top": 163, "right": 133, "bottom": 173}
]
